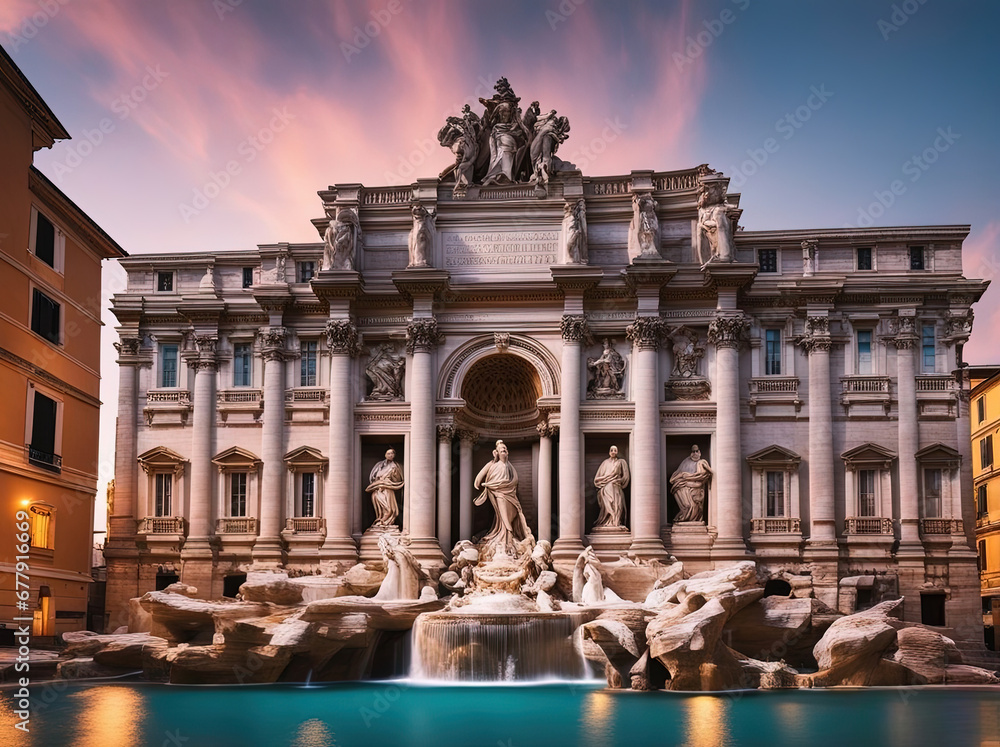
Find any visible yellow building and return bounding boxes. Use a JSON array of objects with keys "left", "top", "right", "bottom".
[
  {"left": 971, "top": 364, "right": 1000, "bottom": 649},
  {"left": 0, "top": 46, "right": 125, "bottom": 639}
]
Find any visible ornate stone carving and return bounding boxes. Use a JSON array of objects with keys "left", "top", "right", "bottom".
[
  {"left": 494, "top": 332, "right": 510, "bottom": 353},
  {"left": 325, "top": 320, "right": 361, "bottom": 356},
  {"left": 889, "top": 315, "right": 918, "bottom": 349},
  {"left": 666, "top": 326, "right": 706, "bottom": 378},
  {"left": 806, "top": 316, "right": 830, "bottom": 337},
  {"left": 670, "top": 445, "right": 712, "bottom": 524},
  {"left": 560, "top": 314, "right": 591, "bottom": 343},
  {"left": 528, "top": 106, "right": 571, "bottom": 195},
  {"left": 114, "top": 336, "right": 142, "bottom": 357},
  {"left": 626, "top": 316, "right": 664, "bottom": 351},
  {"left": 408, "top": 203, "right": 435, "bottom": 268},
  {"left": 261, "top": 252, "right": 287, "bottom": 284},
  {"left": 195, "top": 335, "right": 217, "bottom": 356},
  {"left": 562, "top": 198, "right": 588, "bottom": 264},
  {"left": 473, "top": 439, "right": 534, "bottom": 561},
  {"left": 708, "top": 315, "right": 749, "bottom": 349},
  {"left": 458, "top": 429, "right": 479, "bottom": 446},
  {"left": 593, "top": 446, "right": 630, "bottom": 530},
  {"left": 257, "top": 326, "right": 287, "bottom": 362},
  {"left": 801, "top": 240, "right": 818, "bottom": 277},
  {"left": 801, "top": 316, "right": 832, "bottom": 353},
  {"left": 696, "top": 177, "right": 735, "bottom": 265},
  {"left": 437, "top": 104, "right": 481, "bottom": 198},
  {"left": 945, "top": 309, "right": 974, "bottom": 341},
  {"left": 365, "top": 344, "right": 404, "bottom": 401},
  {"left": 406, "top": 319, "right": 442, "bottom": 354},
  {"left": 322, "top": 206, "right": 361, "bottom": 271},
  {"left": 536, "top": 421, "right": 558, "bottom": 439},
  {"left": 628, "top": 193, "right": 660, "bottom": 261},
  {"left": 366, "top": 448, "right": 404, "bottom": 529},
  {"left": 587, "top": 338, "right": 626, "bottom": 399},
  {"left": 437, "top": 424, "right": 455, "bottom": 443}
]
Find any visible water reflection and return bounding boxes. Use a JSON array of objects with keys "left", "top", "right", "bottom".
[
  {"left": 683, "top": 696, "right": 731, "bottom": 747},
  {"left": 70, "top": 686, "right": 145, "bottom": 747},
  {"left": 292, "top": 718, "right": 335, "bottom": 747},
  {"left": 581, "top": 690, "right": 615, "bottom": 747},
  {"left": 0, "top": 695, "right": 31, "bottom": 747}
]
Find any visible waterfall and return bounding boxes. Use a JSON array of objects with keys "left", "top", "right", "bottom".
[{"left": 409, "top": 611, "right": 590, "bottom": 682}]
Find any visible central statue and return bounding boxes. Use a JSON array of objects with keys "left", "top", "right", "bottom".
[{"left": 473, "top": 439, "right": 534, "bottom": 560}]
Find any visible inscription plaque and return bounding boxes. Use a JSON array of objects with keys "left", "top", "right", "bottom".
[{"left": 443, "top": 230, "right": 559, "bottom": 269}]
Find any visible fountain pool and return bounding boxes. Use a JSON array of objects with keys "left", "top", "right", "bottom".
[{"left": 3, "top": 682, "right": 998, "bottom": 747}]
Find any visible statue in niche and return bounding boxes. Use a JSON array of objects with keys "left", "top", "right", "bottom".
[
  {"left": 322, "top": 207, "right": 360, "bottom": 271},
  {"left": 628, "top": 193, "right": 660, "bottom": 261},
  {"left": 587, "top": 339, "right": 626, "bottom": 398},
  {"left": 437, "top": 104, "right": 481, "bottom": 196},
  {"left": 670, "top": 445, "right": 712, "bottom": 523},
  {"left": 529, "top": 107, "right": 571, "bottom": 192},
  {"left": 473, "top": 439, "right": 534, "bottom": 560},
  {"left": 697, "top": 179, "right": 735, "bottom": 265},
  {"left": 667, "top": 326, "right": 706, "bottom": 379},
  {"left": 408, "top": 203, "right": 435, "bottom": 268},
  {"left": 365, "top": 345, "right": 404, "bottom": 401},
  {"left": 372, "top": 533, "right": 423, "bottom": 601},
  {"left": 366, "top": 448, "right": 404, "bottom": 528},
  {"left": 593, "top": 446, "right": 630, "bottom": 530},
  {"left": 562, "top": 198, "right": 588, "bottom": 264},
  {"left": 572, "top": 547, "right": 623, "bottom": 605}
]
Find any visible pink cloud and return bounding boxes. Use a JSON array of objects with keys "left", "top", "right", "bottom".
[{"left": 963, "top": 219, "right": 1000, "bottom": 364}]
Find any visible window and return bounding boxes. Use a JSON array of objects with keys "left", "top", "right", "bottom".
[
  {"left": 233, "top": 343, "right": 252, "bottom": 387},
  {"left": 758, "top": 248, "right": 778, "bottom": 273},
  {"left": 301, "top": 472, "right": 316, "bottom": 517},
  {"left": 297, "top": 261, "right": 315, "bottom": 283},
  {"left": 160, "top": 344, "right": 179, "bottom": 388},
  {"left": 923, "top": 468, "right": 942, "bottom": 517},
  {"left": 978, "top": 484, "right": 988, "bottom": 518},
  {"left": 909, "top": 246, "right": 925, "bottom": 270},
  {"left": 300, "top": 341, "right": 318, "bottom": 386},
  {"left": 858, "top": 469, "right": 877, "bottom": 517},
  {"left": 28, "top": 390, "right": 59, "bottom": 471},
  {"left": 922, "top": 325, "right": 936, "bottom": 372},
  {"left": 856, "top": 247, "right": 872, "bottom": 271},
  {"left": 31, "top": 288, "right": 60, "bottom": 344},
  {"left": 242, "top": 267, "right": 254, "bottom": 288},
  {"left": 157, "top": 271, "right": 174, "bottom": 292},
  {"left": 33, "top": 211, "right": 56, "bottom": 268},
  {"left": 765, "top": 471, "right": 785, "bottom": 517},
  {"left": 857, "top": 330, "right": 873, "bottom": 375},
  {"left": 978, "top": 397, "right": 986, "bottom": 424},
  {"left": 230, "top": 472, "right": 247, "bottom": 517},
  {"left": 155, "top": 473, "right": 172, "bottom": 516},
  {"left": 979, "top": 540, "right": 988, "bottom": 572},
  {"left": 982, "top": 436, "right": 994, "bottom": 470},
  {"left": 764, "top": 329, "right": 781, "bottom": 375},
  {"left": 28, "top": 505, "right": 53, "bottom": 549}
]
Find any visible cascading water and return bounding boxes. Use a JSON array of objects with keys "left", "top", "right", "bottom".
[{"left": 409, "top": 609, "right": 591, "bottom": 682}]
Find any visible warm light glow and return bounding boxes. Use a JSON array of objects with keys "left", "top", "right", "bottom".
[
  {"left": 581, "top": 691, "right": 616, "bottom": 746},
  {"left": 292, "top": 718, "right": 334, "bottom": 747},
  {"left": 20, "top": 498, "right": 30, "bottom": 506},
  {"left": 70, "top": 686, "right": 146, "bottom": 747},
  {"left": 0, "top": 696, "right": 31, "bottom": 747},
  {"left": 683, "top": 696, "right": 731, "bottom": 747}
]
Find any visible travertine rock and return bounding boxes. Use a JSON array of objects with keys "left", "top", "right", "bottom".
[
  {"left": 139, "top": 590, "right": 272, "bottom": 643},
  {"left": 725, "top": 596, "right": 840, "bottom": 668},
  {"left": 239, "top": 578, "right": 304, "bottom": 605}
]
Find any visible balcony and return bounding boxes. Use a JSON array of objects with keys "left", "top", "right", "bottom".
[
  {"left": 284, "top": 517, "right": 326, "bottom": 534},
  {"left": 26, "top": 445, "right": 62, "bottom": 473},
  {"left": 845, "top": 517, "right": 894, "bottom": 535},
  {"left": 217, "top": 388, "right": 263, "bottom": 424},
  {"left": 216, "top": 517, "right": 258, "bottom": 534},
  {"left": 747, "top": 377, "right": 801, "bottom": 416},
  {"left": 920, "top": 518, "right": 962, "bottom": 535},
  {"left": 751, "top": 517, "right": 801, "bottom": 534},
  {"left": 840, "top": 376, "right": 892, "bottom": 417},
  {"left": 144, "top": 389, "right": 192, "bottom": 426},
  {"left": 285, "top": 387, "right": 330, "bottom": 423},
  {"left": 915, "top": 375, "right": 958, "bottom": 418},
  {"left": 137, "top": 516, "right": 185, "bottom": 534}
]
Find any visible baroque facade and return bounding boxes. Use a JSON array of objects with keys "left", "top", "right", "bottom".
[{"left": 105, "top": 81, "right": 987, "bottom": 644}]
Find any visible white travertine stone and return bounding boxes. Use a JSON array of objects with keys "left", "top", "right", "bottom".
[
  {"left": 437, "top": 427, "right": 453, "bottom": 552},
  {"left": 458, "top": 431, "right": 475, "bottom": 542},
  {"left": 186, "top": 353, "right": 216, "bottom": 547},
  {"left": 536, "top": 423, "right": 554, "bottom": 543},
  {"left": 255, "top": 331, "right": 286, "bottom": 561},
  {"left": 806, "top": 319, "right": 836, "bottom": 543}
]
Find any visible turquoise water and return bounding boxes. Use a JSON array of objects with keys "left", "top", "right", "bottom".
[{"left": 3, "top": 682, "right": 999, "bottom": 747}]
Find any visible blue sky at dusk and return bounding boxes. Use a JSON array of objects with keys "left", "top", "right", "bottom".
[{"left": 2, "top": 0, "right": 997, "bottom": 526}]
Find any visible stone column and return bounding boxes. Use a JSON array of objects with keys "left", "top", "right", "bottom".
[
  {"left": 536, "top": 421, "right": 556, "bottom": 544},
  {"left": 322, "top": 320, "right": 360, "bottom": 563},
  {"left": 110, "top": 336, "right": 141, "bottom": 536},
  {"left": 708, "top": 314, "right": 749, "bottom": 556},
  {"left": 552, "top": 314, "right": 588, "bottom": 560},
  {"left": 626, "top": 316, "right": 667, "bottom": 557},
  {"left": 406, "top": 319, "right": 445, "bottom": 563},
  {"left": 254, "top": 327, "right": 287, "bottom": 563},
  {"left": 437, "top": 424, "right": 454, "bottom": 553},
  {"left": 458, "top": 430, "right": 476, "bottom": 542},
  {"left": 892, "top": 316, "right": 922, "bottom": 551},
  {"left": 803, "top": 316, "right": 836, "bottom": 545}
]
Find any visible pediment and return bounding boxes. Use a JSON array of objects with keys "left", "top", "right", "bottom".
[
  {"left": 138, "top": 446, "right": 188, "bottom": 474},
  {"left": 915, "top": 442, "right": 961, "bottom": 468},
  {"left": 284, "top": 445, "right": 328, "bottom": 471},
  {"left": 746, "top": 445, "right": 802, "bottom": 469},
  {"left": 841, "top": 442, "right": 897, "bottom": 468},
  {"left": 211, "top": 446, "right": 262, "bottom": 469}
]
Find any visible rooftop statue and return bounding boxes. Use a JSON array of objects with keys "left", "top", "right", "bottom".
[
  {"left": 697, "top": 178, "right": 735, "bottom": 265},
  {"left": 322, "top": 206, "right": 360, "bottom": 271}
]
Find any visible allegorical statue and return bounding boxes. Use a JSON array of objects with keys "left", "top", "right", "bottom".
[
  {"left": 473, "top": 440, "right": 534, "bottom": 560},
  {"left": 365, "top": 344, "right": 404, "bottom": 401},
  {"left": 480, "top": 78, "right": 529, "bottom": 187},
  {"left": 572, "top": 547, "right": 623, "bottom": 605},
  {"left": 437, "top": 104, "right": 481, "bottom": 196},
  {"left": 628, "top": 193, "right": 660, "bottom": 261},
  {"left": 366, "top": 448, "right": 404, "bottom": 528},
  {"left": 372, "top": 533, "right": 423, "bottom": 602},
  {"left": 562, "top": 198, "right": 588, "bottom": 264},
  {"left": 587, "top": 339, "right": 626, "bottom": 398},
  {"left": 697, "top": 179, "right": 734, "bottom": 265},
  {"left": 322, "top": 207, "right": 360, "bottom": 271},
  {"left": 669, "top": 445, "right": 713, "bottom": 523},
  {"left": 667, "top": 326, "right": 706, "bottom": 379},
  {"left": 593, "top": 446, "right": 630, "bottom": 529},
  {"left": 529, "top": 107, "right": 571, "bottom": 192},
  {"left": 408, "top": 203, "right": 435, "bottom": 268}
]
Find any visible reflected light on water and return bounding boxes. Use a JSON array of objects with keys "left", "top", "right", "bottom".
[
  {"left": 293, "top": 718, "right": 335, "bottom": 747},
  {"left": 581, "top": 691, "right": 615, "bottom": 746},
  {"left": 71, "top": 686, "right": 145, "bottom": 747},
  {"left": 0, "top": 695, "right": 31, "bottom": 747},
  {"left": 683, "top": 696, "right": 731, "bottom": 747}
]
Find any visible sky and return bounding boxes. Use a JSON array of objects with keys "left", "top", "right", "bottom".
[{"left": 2, "top": 0, "right": 998, "bottom": 533}]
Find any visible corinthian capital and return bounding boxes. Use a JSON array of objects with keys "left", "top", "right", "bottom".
[
  {"left": 113, "top": 336, "right": 142, "bottom": 357},
  {"left": 325, "top": 320, "right": 361, "bottom": 356},
  {"left": 258, "top": 326, "right": 287, "bottom": 361},
  {"left": 560, "top": 314, "right": 591, "bottom": 343},
  {"left": 708, "top": 314, "right": 749, "bottom": 350},
  {"left": 626, "top": 315, "right": 664, "bottom": 351},
  {"left": 406, "top": 319, "right": 443, "bottom": 354}
]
